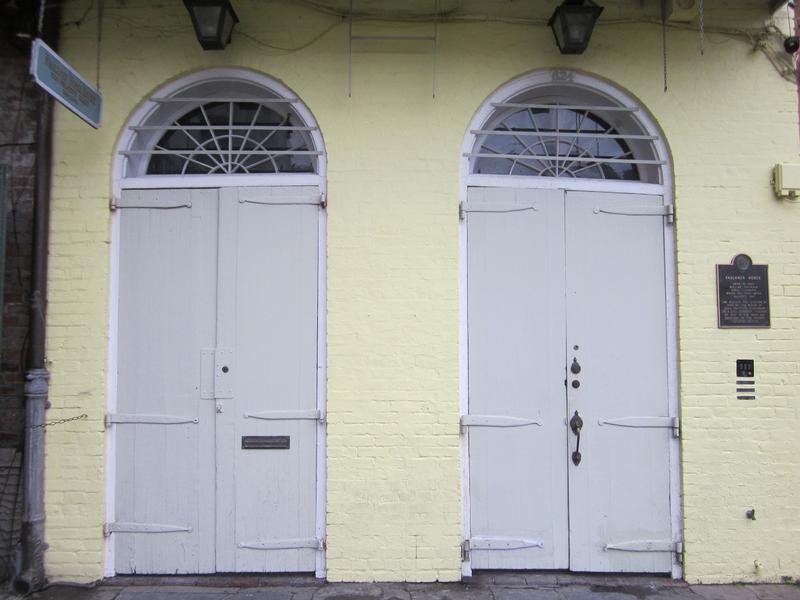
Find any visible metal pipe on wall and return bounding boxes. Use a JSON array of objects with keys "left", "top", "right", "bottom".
[{"left": 16, "top": 0, "right": 61, "bottom": 592}]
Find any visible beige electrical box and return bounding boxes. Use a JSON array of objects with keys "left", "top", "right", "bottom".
[{"left": 773, "top": 163, "right": 800, "bottom": 199}]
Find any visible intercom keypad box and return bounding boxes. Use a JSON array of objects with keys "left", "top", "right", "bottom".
[
  {"left": 736, "top": 359, "right": 755, "bottom": 400},
  {"left": 736, "top": 359, "right": 754, "bottom": 378}
]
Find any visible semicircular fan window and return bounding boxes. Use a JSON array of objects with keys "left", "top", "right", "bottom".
[
  {"left": 473, "top": 106, "right": 641, "bottom": 180},
  {"left": 146, "top": 101, "right": 316, "bottom": 175}
]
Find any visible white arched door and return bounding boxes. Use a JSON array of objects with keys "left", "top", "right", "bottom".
[
  {"left": 462, "top": 76, "right": 679, "bottom": 574},
  {"left": 108, "top": 74, "right": 326, "bottom": 575}
]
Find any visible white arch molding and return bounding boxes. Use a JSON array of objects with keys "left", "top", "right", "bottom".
[
  {"left": 111, "top": 67, "right": 327, "bottom": 195},
  {"left": 457, "top": 69, "right": 681, "bottom": 579},
  {"left": 459, "top": 69, "right": 672, "bottom": 197},
  {"left": 106, "top": 68, "right": 328, "bottom": 578}
]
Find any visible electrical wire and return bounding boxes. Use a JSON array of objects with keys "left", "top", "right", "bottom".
[
  {"left": 290, "top": 0, "right": 468, "bottom": 22},
  {"left": 54, "top": 2, "right": 800, "bottom": 84},
  {"left": 699, "top": 0, "right": 705, "bottom": 55},
  {"left": 661, "top": 0, "right": 668, "bottom": 92},
  {"left": 237, "top": 18, "right": 344, "bottom": 52},
  {"left": 96, "top": 0, "right": 103, "bottom": 89},
  {"left": 605, "top": 18, "right": 796, "bottom": 82},
  {"left": 61, "top": 0, "right": 93, "bottom": 29}
]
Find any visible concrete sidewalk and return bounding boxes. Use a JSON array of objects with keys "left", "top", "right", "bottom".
[{"left": 5, "top": 574, "right": 799, "bottom": 600}]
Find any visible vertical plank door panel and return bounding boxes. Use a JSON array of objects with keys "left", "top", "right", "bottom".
[
  {"left": 215, "top": 187, "right": 319, "bottom": 573},
  {"left": 115, "top": 188, "right": 218, "bottom": 574},
  {"left": 466, "top": 187, "right": 569, "bottom": 570},
  {"left": 565, "top": 191, "right": 672, "bottom": 573}
]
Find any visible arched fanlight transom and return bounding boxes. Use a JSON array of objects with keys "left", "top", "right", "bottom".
[
  {"left": 474, "top": 106, "right": 639, "bottom": 180},
  {"left": 147, "top": 101, "right": 316, "bottom": 175},
  {"left": 122, "top": 77, "right": 322, "bottom": 178},
  {"left": 469, "top": 85, "right": 663, "bottom": 184}
]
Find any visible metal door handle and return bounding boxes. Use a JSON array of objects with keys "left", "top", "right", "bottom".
[{"left": 570, "top": 410, "right": 583, "bottom": 466}]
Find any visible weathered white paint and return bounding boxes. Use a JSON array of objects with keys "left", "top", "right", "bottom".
[
  {"left": 565, "top": 191, "right": 673, "bottom": 573},
  {"left": 458, "top": 70, "right": 679, "bottom": 577},
  {"left": 465, "top": 187, "right": 569, "bottom": 570},
  {"left": 465, "top": 175, "right": 665, "bottom": 196},
  {"left": 107, "top": 69, "right": 328, "bottom": 577},
  {"left": 215, "top": 186, "right": 319, "bottom": 573},
  {"left": 104, "top": 199, "right": 121, "bottom": 578},
  {"left": 110, "top": 68, "right": 328, "bottom": 200},
  {"left": 114, "top": 188, "right": 219, "bottom": 573},
  {"left": 112, "top": 187, "right": 320, "bottom": 573},
  {"left": 464, "top": 188, "right": 675, "bottom": 573},
  {"left": 119, "top": 174, "right": 322, "bottom": 191}
]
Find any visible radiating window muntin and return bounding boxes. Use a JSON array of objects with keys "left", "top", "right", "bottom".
[
  {"left": 146, "top": 100, "right": 316, "bottom": 175},
  {"left": 474, "top": 106, "right": 642, "bottom": 180}
]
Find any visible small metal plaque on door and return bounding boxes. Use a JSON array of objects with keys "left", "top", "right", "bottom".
[{"left": 241, "top": 436, "right": 290, "bottom": 450}]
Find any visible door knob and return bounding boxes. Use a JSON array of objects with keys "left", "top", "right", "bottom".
[
  {"left": 571, "top": 357, "right": 581, "bottom": 374},
  {"left": 570, "top": 410, "right": 583, "bottom": 434}
]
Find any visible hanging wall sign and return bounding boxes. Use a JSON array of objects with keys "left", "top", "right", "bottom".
[
  {"left": 716, "top": 254, "right": 770, "bottom": 328},
  {"left": 30, "top": 39, "right": 102, "bottom": 129}
]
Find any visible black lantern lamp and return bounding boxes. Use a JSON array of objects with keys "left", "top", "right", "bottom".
[
  {"left": 548, "top": 0, "right": 604, "bottom": 55},
  {"left": 183, "top": 0, "right": 239, "bottom": 50}
]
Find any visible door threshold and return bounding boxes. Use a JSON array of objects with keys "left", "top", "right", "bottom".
[
  {"left": 104, "top": 573, "right": 322, "bottom": 588},
  {"left": 467, "top": 570, "right": 681, "bottom": 587}
]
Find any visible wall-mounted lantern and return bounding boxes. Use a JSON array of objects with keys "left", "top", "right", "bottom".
[
  {"left": 548, "top": 0, "right": 604, "bottom": 55},
  {"left": 183, "top": 0, "right": 239, "bottom": 50}
]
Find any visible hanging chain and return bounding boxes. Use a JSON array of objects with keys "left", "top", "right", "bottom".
[
  {"left": 30, "top": 413, "right": 88, "bottom": 430},
  {"left": 37, "top": 0, "right": 45, "bottom": 37},
  {"left": 699, "top": 0, "right": 705, "bottom": 56}
]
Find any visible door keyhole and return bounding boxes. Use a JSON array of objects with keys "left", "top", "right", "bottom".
[{"left": 221, "top": 366, "right": 229, "bottom": 373}]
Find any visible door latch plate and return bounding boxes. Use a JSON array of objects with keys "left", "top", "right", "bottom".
[{"left": 214, "top": 348, "right": 234, "bottom": 398}]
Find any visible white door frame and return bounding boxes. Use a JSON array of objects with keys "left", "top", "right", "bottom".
[
  {"left": 458, "top": 69, "right": 681, "bottom": 579},
  {"left": 106, "top": 68, "right": 328, "bottom": 578}
]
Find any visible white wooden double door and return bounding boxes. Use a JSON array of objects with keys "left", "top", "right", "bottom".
[
  {"left": 113, "top": 186, "right": 321, "bottom": 574},
  {"left": 465, "top": 187, "right": 676, "bottom": 573}
]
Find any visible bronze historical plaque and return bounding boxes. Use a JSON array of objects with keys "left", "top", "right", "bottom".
[{"left": 717, "top": 254, "right": 770, "bottom": 328}]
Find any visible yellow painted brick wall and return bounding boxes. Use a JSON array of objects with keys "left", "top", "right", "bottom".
[{"left": 45, "top": 0, "right": 798, "bottom": 584}]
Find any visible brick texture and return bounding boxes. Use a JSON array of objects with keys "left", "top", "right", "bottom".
[
  {"left": 44, "top": 0, "right": 800, "bottom": 584},
  {"left": 0, "top": 30, "right": 38, "bottom": 581}
]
